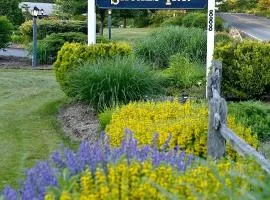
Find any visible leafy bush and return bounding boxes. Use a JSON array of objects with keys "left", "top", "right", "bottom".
[
  {"left": 27, "top": 32, "right": 87, "bottom": 64},
  {"left": 135, "top": 26, "right": 206, "bottom": 68},
  {"left": 54, "top": 42, "right": 132, "bottom": 95},
  {"left": 182, "top": 12, "right": 223, "bottom": 31},
  {"left": 1, "top": 132, "right": 268, "bottom": 200},
  {"left": 229, "top": 101, "right": 270, "bottom": 141},
  {"left": 214, "top": 41, "right": 270, "bottom": 99},
  {"left": 106, "top": 101, "right": 258, "bottom": 158},
  {"left": 161, "top": 15, "right": 184, "bottom": 27},
  {"left": 215, "top": 32, "right": 233, "bottom": 45},
  {"left": 19, "top": 20, "right": 94, "bottom": 43},
  {"left": 164, "top": 54, "right": 205, "bottom": 89},
  {"left": 69, "top": 56, "right": 165, "bottom": 111},
  {"left": 0, "top": 16, "right": 13, "bottom": 49}
]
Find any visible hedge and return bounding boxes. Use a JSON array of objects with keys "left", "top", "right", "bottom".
[
  {"left": 214, "top": 40, "right": 270, "bottom": 99},
  {"left": 19, "top": 20, "right": 97, "bottom": 43},
  {"left": 53, "top": 42, "right": 132, "bottom": 95}
]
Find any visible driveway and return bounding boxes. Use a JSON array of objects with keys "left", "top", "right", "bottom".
[
  {"left": 218, "top": 13, "right": 270, "bottom": 41},
  {"left": 0, "top": 48, "right": 29, "bottom": 58}
]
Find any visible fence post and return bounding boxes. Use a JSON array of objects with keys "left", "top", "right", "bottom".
[{"left": 207, "top": 61, "right": 227, "bottom": 159}]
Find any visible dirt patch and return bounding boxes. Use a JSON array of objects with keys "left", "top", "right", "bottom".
[
  {"left": 58, "top": 103, "right": 101, "bottom": 143},
  {"left": 0, "top": 56, "right": 52, "bottom": 69}
]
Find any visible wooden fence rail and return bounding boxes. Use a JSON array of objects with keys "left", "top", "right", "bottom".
[{"left": 207, "top": 61, "right": 270, "bottom": 174}]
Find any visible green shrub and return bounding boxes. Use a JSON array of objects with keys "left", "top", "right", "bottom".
[
  {"left": 98, "top": 108, "right": 115, "bottom": 130},
  {"left": 214, "top": 41, "right": 270, "bottom": 99},
  {"left": 0, "top": 16, "right": 13, "bottom": 49},
  {"left": 27, "top": 32, "right": 87, "bottom": 64},
  {"left": 182, "top": 12, "right": 223, "bottom": 31},
  {"left": 68, "top": 56, "right": 165, "bottom": 111},
  {"left": 229, "top": 101, "right": 270, "bottom": 141},
  {"left": 54, "top": 42, "right": 132, "bottom": 95},
  {"left": 215, "top": 32, "right": 233, "bottom": 45},
  {"left": 182, "top": 12, "right": 199, "bottom": 28},
  {"left": 161, "top": 15, "right": 184, "bottom": 27},
  {"left": 164, "top": 54, "right": 205, "bottom": 89},
  {"left": 135, "top": 26, "right": 206, "bottom": 68},
  {"left": 19, "top": 20, "right": 95, "bottom": 43}
]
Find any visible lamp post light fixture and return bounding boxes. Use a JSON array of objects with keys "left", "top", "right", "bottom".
[
  {"left": 32, "top": 6, "right": 39, "bottom": 68},
  {"left": 108, "top": 9, "right": 112, "bottom": 40}
]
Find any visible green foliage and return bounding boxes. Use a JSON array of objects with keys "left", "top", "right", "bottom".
[
  {"left": 182, "top": 12, "right": 223, "bottom": 31},
  {"left": 229, "top": 101, "right": 270, "bottom": 141},
  {"left": 27, "top": 32, "right": 87, "bottom": 64},
  {"left": 214, "top": 41, "right": 270, "bottom": 99},
  {"left": 68, "top": 56, "right": 165, "bottom": 111},
  {"left": 215, "top": 32, "right": 233, "bottom": 45},
  {"left": 55, "top": 0, "right": 87, "bottom": 18},
  {"left": 135, "top": 26, "right": 206, "bottom": 68},
  {"left": 0, "top": 16, "right": 13, "bottom": 49},
  {"left": 161, "top": 15, "right": 184, "bottom": 27},
  {"left": 133, "top": 10, "right": 151, "bottom": 28},
  {"left": 54, "top": 42, "right": 132, "bottom": 95},
  {"left": 19, "top": 20, "right": 89, "bottom": 43},
  {"left": 0, "top": 0, "right": 24, "bottom": 25},
  {"left": 164, "top": 54, "right": 205, "bottom": 89},
  {"left": 98, "top": 108, "right": 115, "bottom": 130}
]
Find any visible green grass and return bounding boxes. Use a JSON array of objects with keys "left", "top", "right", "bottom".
[
  {"left": 103, "top": 28, "right": 153, "bottom": 43},
  {"left": 0, "top": 69, "right": 75, "bottom": 190}
]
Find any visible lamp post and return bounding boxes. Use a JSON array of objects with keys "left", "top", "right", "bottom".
[
  {"left": 32, "top": 6, "right": 39, "bottom": 68},
  {"left": 108, "top": 9, "right": 112, "bottom": 40}
]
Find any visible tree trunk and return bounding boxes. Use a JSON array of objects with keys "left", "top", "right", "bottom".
[{"left": 100, "top": 9, "right": 106, "bottom": 36}]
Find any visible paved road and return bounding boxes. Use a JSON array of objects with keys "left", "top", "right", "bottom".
[
  {"left": 0, "top": 48, "right": 29, "bottom": 58},
  {"left": 219, "top": 13, "right": 270, "bottom": 41}
]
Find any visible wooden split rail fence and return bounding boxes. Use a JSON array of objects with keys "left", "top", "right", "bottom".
[{"left": 207, "top": 61, "right": 270, "bottom": 174}]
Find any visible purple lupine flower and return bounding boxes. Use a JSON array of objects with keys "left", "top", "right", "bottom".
[{"left": 2, "top": 186, "right": 18, "bottom": 200}]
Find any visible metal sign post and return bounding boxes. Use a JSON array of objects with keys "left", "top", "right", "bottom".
[
  {"left": 88, "top": 0, "right": 96, "bottom": 45},
  {"left": 206, "top": 0, "right": 216, "bottom": 97}
]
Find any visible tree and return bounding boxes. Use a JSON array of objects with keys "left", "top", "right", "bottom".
[
  {"left": 258, "top": 0, "right": 270, "bottom": 11},
  {"left": 0, "top": 0, "right": 24, "bottom": 25},
  {"left": 55, "top": 0, "right": 87, "bottom": 18},
  {"left": 0, "top": 16, "right": 13, "bottom": 49}
]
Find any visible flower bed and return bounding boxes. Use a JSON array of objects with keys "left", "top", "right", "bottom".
[{"left": 106, "top": 101, "right": 258, "bottom": 158}]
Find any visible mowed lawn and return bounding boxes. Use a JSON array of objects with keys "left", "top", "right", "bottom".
[
  {"left": 0, "top": 70, "right": 73, "bottom": 189},
  {"left": 103, "top": 28, "right": 153, "bottom": 42}
]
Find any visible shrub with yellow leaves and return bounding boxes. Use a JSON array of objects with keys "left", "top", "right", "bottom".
[{"left": 106, "top": 101, "right": 258, "bottom": 157}]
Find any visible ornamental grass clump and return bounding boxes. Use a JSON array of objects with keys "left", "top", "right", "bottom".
[
  {"left": 106, "top": 101, "right": 258, "bottom": 157},
  {"left": 69, "top": 56, "right": 165, "bottom": 111}
]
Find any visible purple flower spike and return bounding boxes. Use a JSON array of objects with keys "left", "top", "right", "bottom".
[{"left": 2, "top": 186, "right": 18, "bottom": 200}]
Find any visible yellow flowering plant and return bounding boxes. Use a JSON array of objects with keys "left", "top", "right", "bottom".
[
  {"left": 45, "top": 159, "right": 266, "bottom": 200},
  {"left": 106, "top": 101, "right": 258, "bottom": 157}
]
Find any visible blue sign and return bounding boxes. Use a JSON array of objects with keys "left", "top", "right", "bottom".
[{"left": 96, "top": 0, "right": 207, "bottom": 9}]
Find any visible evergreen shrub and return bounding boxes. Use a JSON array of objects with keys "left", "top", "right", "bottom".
[
  {"left": 54, "top": 42, "right": 132, "bottom": 95},
  {"left": 19, "top": 20, "right": 96, "bottom": 43},
  {"left": 27, "top": 32, "right": 87, "bottom": 64},
  {"left": 135, "top": 26, "right": 206, "bottom": 68},
  {"left": 68, "top": 56, "right": 165, "bottom": 111},
  {"left": 214, "top": 41, "right": 270, "bottom": 99},
  {"left": 0, "top": 16, "right": 13, "bottom": 49}
]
